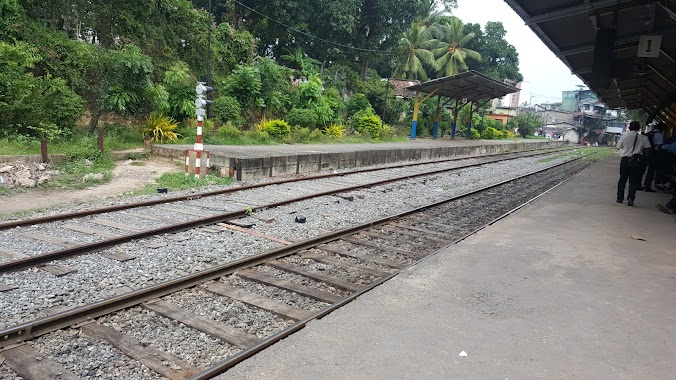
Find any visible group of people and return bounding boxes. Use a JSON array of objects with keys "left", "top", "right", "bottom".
[{"left": 616, "top": 121, "right": 676, "bottom": 218}]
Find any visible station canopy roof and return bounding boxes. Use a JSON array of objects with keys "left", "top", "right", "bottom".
[
  {"left": 503, "top": 0, "right": 676, "bottom": 124},
  {"left": 406, "top": 71, "right": 520, "bottom": 101}
]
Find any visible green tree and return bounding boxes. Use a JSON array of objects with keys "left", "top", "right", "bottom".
[
  {"left": 463, "top": 21, "right": 522, "bottom": 83},
  {"left": 433, "top": 16, "right": 481, "bottom": 77},
  {"left": 511, "top": 112, "right": 540, "bottom": 138},
  {"left": 393, "top": 21, "right": 439, "bottom": 81}
]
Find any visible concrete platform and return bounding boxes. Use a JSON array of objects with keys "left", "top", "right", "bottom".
[
  {"left": 153, "top": 139, "right": 566, "bottom": 180},
  {"left": 223, "top": 157, "right": 676, "bottom": 379}
]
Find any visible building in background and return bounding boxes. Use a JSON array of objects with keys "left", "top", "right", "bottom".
[
  {"left": 509, "top": 82, "right": 522, "bottom": 109},
  {"left": 487, "top": 106, "right": 518, "bottom": 125}
]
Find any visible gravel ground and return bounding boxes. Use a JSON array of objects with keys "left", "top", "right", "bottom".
[
  {"left": 280, "top": 255, "right": 379, "bottom": 287},
  {"left": 0, "top": 229, "right": 280, "bottom": 328},
  {"left": 162, "top": 288, "right": 294, "bottom": 339},
  {"left": 0, "top": 155, "right": 576, "bottom": 329},
  {"left": 252, "top": 265, "right": 351, "bottom": 297},
  {"left": 29, "top": 329, "right": 161, "bottom": 380},
  {"left": 229, "top": 275, "right": 329, "bottom": 312},
  {"left": 0, "top": 157, "right": 584, "bottom": 380},
  {"left": 306, "top": 247, "right": 395, "bottom": 273},
  {"left": 0, "top": 365, "right": 23, "bottom": 380},
  {"left": 98, "top": 307, "right": 238, "bottom": 368}
]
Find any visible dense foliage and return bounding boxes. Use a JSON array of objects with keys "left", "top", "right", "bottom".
[{"left": 1, "top": 0, "right": 526, "bottom": 147}]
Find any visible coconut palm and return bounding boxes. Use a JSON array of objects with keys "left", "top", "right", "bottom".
[
  {"left": 393, "top": 21, "right": 439, "bottom": 81},
  {"left": 433, "top": 16, "right": 481, "bottom": 77}
]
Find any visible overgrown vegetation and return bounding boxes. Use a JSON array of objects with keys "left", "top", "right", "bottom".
[
  {"left": 1, "top": 0, "right": 531, "bottom": 161},
  {"left": 138, "top": 173, "right": 235, "bottom": 194},
  {"left": 538, "top": 148, "right": 615, "bottom": 163}
]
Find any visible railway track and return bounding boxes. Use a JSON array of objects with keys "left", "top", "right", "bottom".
[
  {"left": 0, "top": 147, "right": 572, "bottom": 275},
  {"left": 0, "top": 157, "right": 586, "bottom": 380}
]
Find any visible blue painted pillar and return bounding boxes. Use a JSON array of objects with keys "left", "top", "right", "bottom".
[
  {"left": 466, "top": 123, "right": 472, "bottom": 139},
  {"left": 411, "top": 90, "right": 420, "bottom": 139}
]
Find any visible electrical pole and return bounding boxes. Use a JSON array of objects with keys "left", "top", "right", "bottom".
[{"left": 207, "top": 0, "right": 212, "bottom": 88}]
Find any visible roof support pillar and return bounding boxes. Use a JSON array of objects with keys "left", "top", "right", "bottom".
[
  {"left": 411, "top": 89, "right": 439, "bottom": 139},
  {"left": 451, "top": 101, "right": 461, "bottom": 140},
  {"left": 433, "top": 96, "right": 442, "bottom": 139}
]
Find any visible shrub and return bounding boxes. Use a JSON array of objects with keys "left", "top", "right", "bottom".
[
  {"left": 143, "top": 113, "right": 179, "bottom": 143},
  {"left": 293, "top": 127, "right": 313, "bottom": 143},
  {"left": 212, "top": 96, "right": 244, "bottom": 127},
  {"left": 354, "top": 114, "right": 383, "bottom": 139},
  {"left": 345, "top": 93, "right": 371, "bottom": 117},
  {"left": 469, "top": 128, "right": 480, "bottom": 140},
  {"left": 324, "top": 124, "right": 345, "bottom": 138},
  {"left": 381, "top": 123, "right": 395, "bottom": 139},
  {"left": 349, "top": 107, "right": 376, "bottom": 130},
  {"left": 257, "top": 118, "right": 291, "bottom": 139},
  {"left": 285, "top": 108, "right": 319, "bottom": 129},
  {"left": 481, "top": 127, "right": 501, "bottom": 140},
  {"left": 223, "top": 64, "right": 262, "bottom": 109},
  {"left": 309, "top": 128, "right": 323, "bottom": 140},
  {"left": 217, "top": 123, "right": 241, "bottom": 139}
]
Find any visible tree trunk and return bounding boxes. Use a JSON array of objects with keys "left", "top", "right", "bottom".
[
  {"left": 359, "top": 57, "right": 369, "bottom": 81},
  {"left": 89, "top": 108, "right": 102, "bottom": 133}
]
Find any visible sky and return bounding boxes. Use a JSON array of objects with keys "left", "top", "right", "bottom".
[{"left": 452, "top": 0, "right": 585, "bottom": 106}]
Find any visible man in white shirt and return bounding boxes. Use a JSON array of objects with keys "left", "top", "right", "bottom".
[{"left": 616, "top": 121, "right": 652, "bottom": 206}]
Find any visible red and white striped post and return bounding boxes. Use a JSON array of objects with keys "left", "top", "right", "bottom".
[{"left": 186, "top": 82, "right": 212, "bottom": 178}]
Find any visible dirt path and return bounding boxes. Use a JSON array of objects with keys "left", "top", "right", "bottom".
[{"left": 0, "top": 157, "right": 179, "bottom": 215}]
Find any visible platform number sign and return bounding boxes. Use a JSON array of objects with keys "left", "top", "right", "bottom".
[{"left": 637, "top": 35, "right": 662, "bottom": 58}]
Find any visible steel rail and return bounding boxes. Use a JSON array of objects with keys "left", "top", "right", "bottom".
[
  {"left": 0, "top": 149, "right": 572, "bottom": 274},
  {"left": 0, "top": 147, "right": 572, "bottom": 230},
  {"left": 0, "top": 157, "right": 581, "bottom": 350},
  {"left": 191, "top": 158, "right": 585, "bottom": 379}
]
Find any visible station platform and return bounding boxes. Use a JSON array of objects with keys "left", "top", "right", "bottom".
[
  {"left": 224, "top": 156, "right": 676, "bottom": 379},
  {"left": 153, "top": 139, "right": 566, "bottom": 180}
]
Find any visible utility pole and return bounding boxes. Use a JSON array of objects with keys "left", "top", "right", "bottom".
[{"left": 207, "top": 0, "right": 212, "bottom": 88}]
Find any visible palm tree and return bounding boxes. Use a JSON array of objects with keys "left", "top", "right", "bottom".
[
  {"left": 433, "top": 16, "right": 481, "bottom": 77},
  {"left": 393, "top": 21, "right": 439, "bottom": 81}
]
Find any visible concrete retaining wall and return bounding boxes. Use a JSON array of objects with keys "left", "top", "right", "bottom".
[{"left": 152, "top": 140, "right": 566, "bottom": 181}]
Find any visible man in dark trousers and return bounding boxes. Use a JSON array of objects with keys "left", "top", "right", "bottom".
[
  {"left": 642, "top": 123, "right": 665, "bottom": 192},
  {"left": 616, "top": 121, "right": 652, "bottom": 206}
]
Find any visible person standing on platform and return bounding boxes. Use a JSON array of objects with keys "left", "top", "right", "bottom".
[
  {"left": 616, "top": 121, "right": 652, "bottom": 206},
  {"left": 642, "top": 123, "right": 665, "bottom": 192}
]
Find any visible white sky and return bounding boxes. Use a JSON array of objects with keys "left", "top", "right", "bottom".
[{"left": 452, "top": 0, "right": 585, "bottom": 105}]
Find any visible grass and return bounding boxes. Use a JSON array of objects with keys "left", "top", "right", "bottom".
[
  {"left": 538, "top": 147, "right": 616, "bottom": 163},
  {"left": 135, "top": 172, "right": 235, "bottom": 194},
  {"left": 46, "top": 154, "right": 116, "bottom": 190}
]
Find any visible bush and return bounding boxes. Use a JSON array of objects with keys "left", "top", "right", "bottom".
[
  {"left": 212, "top": 96, "right": 244, "bottom": 127},
  {"left": 217, "top": 123, "right": 241, "bottom": 139},
  {"left": 381, "top": 124, "right": 395, "bottom": 139},
  {"left": 324, "top": 124, "right": 345, "bottom": 138},
  {"left": 345, "top": 93, "right": 371, "bottom": 117},
  {"left": 481, "top": 127, "right": 501, "bottom": 140},
  {"left": 285, "top": 108, "right": 319, "bottom": 129},
  {"left": 349, "top": 107, "right": 376, "bottom": 130},
  {"left": 354, "top": 114, "right": 383, "bottom": 139},
  {"left": 293, "top": 127, "right": 313, "bottom": 143},
  {"left": 309, "top": 128, "right": 323, "bottom": 140},
  {"left": 257, "top": 118, "right": 291, "bottom": 139},
  {"left": 469, "top": 128, "right": 480, "bottom": 140}
]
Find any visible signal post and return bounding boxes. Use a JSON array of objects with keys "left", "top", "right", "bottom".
[{"left": 186, "top": 82, "right": 213, "bottom": 179}]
